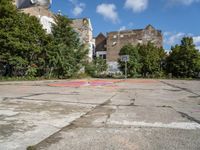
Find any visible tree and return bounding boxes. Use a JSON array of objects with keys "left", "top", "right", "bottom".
[
  {"left": 166, "top": 37, "right": 200, "bottom": 78},
  {"left": 0, "top": 0, "right": 16, "bottom": 18},
  {"left": 0, "top": 0, "right": 89, "bottom": 79},
  {"left": 138, "top": 42, "right": 165, "bottom": 77},
  {"left": 46, "top": 15, "right": 88, "bottom": 78},
  {"left": 118, "top": 44, "right": 141, "bottom": 77},
  {"left": 0, "top": 0, "right": 49, "bottom": 77},
  {"left": 85, "top": 57, "right": 107, "bottom": 77}
]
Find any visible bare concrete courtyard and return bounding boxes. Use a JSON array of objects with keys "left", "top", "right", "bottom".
[{"left": 0, "top": 79, "right": 200, "bottom": 150}]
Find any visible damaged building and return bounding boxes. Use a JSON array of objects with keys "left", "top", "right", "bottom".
[
  {"left": 13, "top": 0, "right": 95, "bottom": 60},
  {"left": 95, "top": 25, "right": 163, "bottom": 72}
]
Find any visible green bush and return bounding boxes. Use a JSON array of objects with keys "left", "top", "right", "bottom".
[{"left": 85, "top": 58, "right": 108, "bottom": 77}]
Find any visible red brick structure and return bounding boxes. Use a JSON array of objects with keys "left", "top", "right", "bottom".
[
  {"left": 106, "top": 25, "right": 163, "bottom": 62},
  {"left": 94, "top": 25, "right": 163, "bottom": 72}
]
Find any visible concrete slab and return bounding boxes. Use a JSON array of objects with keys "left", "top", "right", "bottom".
[
  {"left": 0, "top": 79, "right": 199, "bottom": 150},
  {"left": 107, "top": 106, "right": 190, "bottom": 124},
  {"left": 0, "top": 99, "right": 92, "bottom": 150},
  {"left": 36, "top": 128, "right": 200, "bottom": 150}
]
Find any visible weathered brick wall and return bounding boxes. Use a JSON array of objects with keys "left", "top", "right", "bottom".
[{"left": 106, "top": 25, "right": 163, "bottom": 62}]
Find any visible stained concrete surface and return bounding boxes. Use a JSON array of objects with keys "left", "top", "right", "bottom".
[{"left": 0, "top": 79, "right": 199, "bottom": 150}]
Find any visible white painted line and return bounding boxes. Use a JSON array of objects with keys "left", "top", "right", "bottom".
[{"left": 109, "top": 120, "right": 200, "bottom": 130}]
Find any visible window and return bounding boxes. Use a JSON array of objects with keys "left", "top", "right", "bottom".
[
  {"left": 99, "top": 54, "right": 106, "bottom": 59},
  {"left": 113, "top": 35, "right": 117, "bottom": 38},
  {"left": 103, "top": 54, "right": 106, "bottom": 59},
  {"left": 112, "top": 42, "right": 117, "bottom": 46},
  {"left": 138, "top": 40, "right": 142, "bottom": 44}
]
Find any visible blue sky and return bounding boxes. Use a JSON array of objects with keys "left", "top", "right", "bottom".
[{"left": 50, "top": 0, "right": 200, "bottom": 50}]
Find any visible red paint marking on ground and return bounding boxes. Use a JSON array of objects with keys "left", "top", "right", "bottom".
[
  {"left": 48, "top": 81, "right": 86, "bottom": 87},
  {"left": 103, "top": 86, "right": 121, "bottom": 91},
  {"left": 91, "top": 79, "right": 122, "bottom": 83},
  {"left": 48, "top": 79, "right": 158, "bottom": 87},
  {"left": 124, "top": 79, "right": 158, "bottom": 84},
  {"left": 192, "top": 110, "right": 200, "bottom": 112},
  {"left": 48, "top": 79, "right": 121, "bottom": 87}
]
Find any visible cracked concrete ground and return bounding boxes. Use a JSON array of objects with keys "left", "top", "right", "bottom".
[{"left": 0, "top": 79, "right": 200, "bottom": 150}]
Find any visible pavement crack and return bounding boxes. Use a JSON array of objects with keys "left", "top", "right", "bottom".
[
  {"left": 168, "top": 106, "right": 200, "bottom": 124},
  {"left": 129, "top": 98, "right": 135, "bottom": 106},
  {"left": 177, "top": 111, "right": 200, "bottom": 124},
  {"left": 2, "top": 97, "right": 9, "bottom": 101},
  {"left": 156, "top": 105, "right": 172, "bottom": 108},
  {"left": 32, "top": 93, "right": 117, "bottom": 150},
  {"left": 160, "top": 81, "right": 200, "bottom": 96},
  {"left": 2, "top": 92, "right": 81, "bottom": 102},
  {"left": 154, "top": 103, "right": 200, "bottom": 124}
]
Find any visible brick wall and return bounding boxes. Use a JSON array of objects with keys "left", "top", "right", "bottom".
[{"left": 106, "top": 25, "right": 163, "bottom": 62}]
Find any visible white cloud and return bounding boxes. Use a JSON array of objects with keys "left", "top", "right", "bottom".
[
  {"left": 193, "top": 36, "right": 200, "bottom": 50},
  {"left": 96, "top": 3, "right": 119, "bottom": 23},
  {"left": 124, "top": 0, "right": 148, "bottom": 13},
  {"left": 119, "top": 26, "right": 126, "bottom": 31},
  {"left": 73, "top": 3, "right": 85, "bottom": 16},
  {"left": 196, "top": 46, "right": 200, "bottom": 50},
  {"left": 69, "top": 0, "right": 85, "bottom": 16},
  {"left": 163, "top": 32, "right": 172, "bottom": 36},
  {"left": 167, "top": 0, "right": 200, "bottom": 6},
  {"left": 193, "top": 36, "right": 200, "bottom": 45},
  {"left": 164, "top": 32, "right": 200, "bottom": 50},
  {"left": 164, "top": 32, "right": 185, "bottom": 45}
]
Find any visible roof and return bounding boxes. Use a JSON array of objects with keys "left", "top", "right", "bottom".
[
  {"left": 108, "top": 29, "right": 143, "bottom": 34},
  {"left": 107, "top": 24, "right": 160, "bottom": 35},
  {"left": 96, "top": 33, "right": 106, "bottom": 39},
  {"left": 145, "top": 24, "right": 155, "bottom": 30}
]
